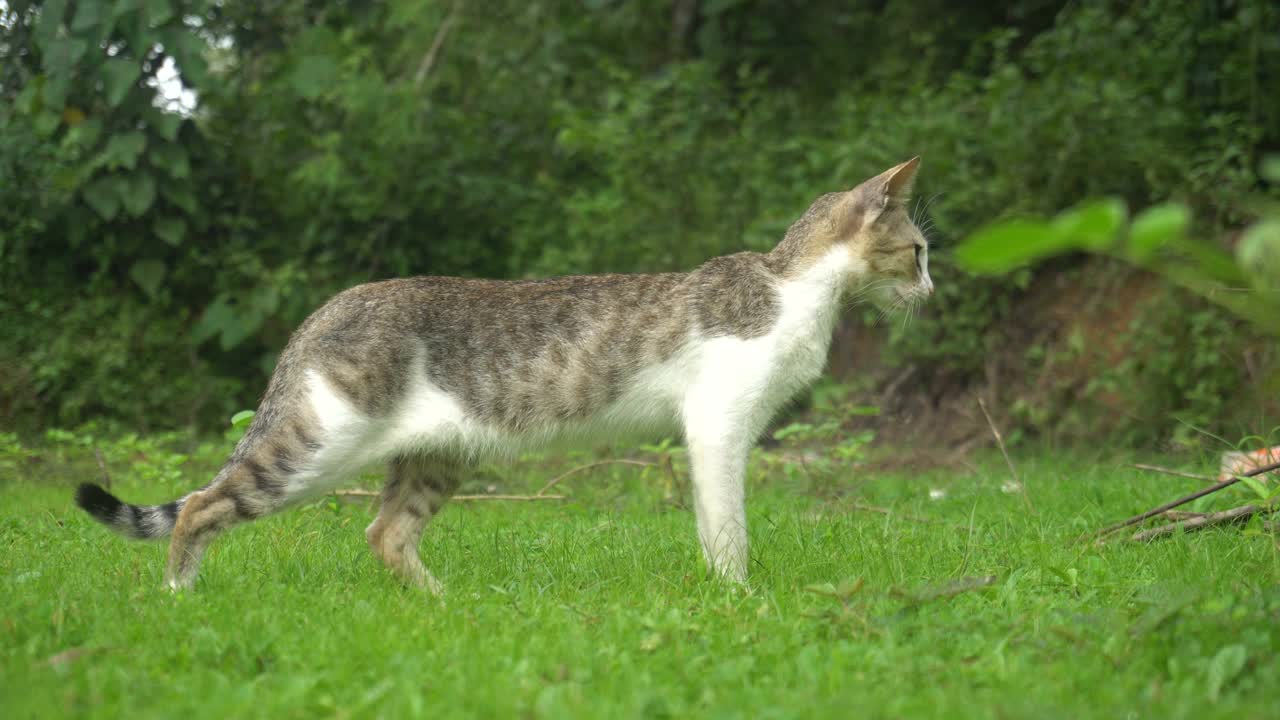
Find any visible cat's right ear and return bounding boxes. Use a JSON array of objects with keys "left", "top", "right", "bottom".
[{"left": 877, "top": 156, "right": 920, "bottom": 207}]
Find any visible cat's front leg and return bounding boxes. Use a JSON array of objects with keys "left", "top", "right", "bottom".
[{"left": 684, "top": 429, "right": 750, "bottom": 583}]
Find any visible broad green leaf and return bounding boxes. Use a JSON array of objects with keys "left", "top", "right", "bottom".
[
  {"left": 42, "top": 75, "right": 71, "bottom": 113},
  {"left": 129, "top": 259, "right": 167, "bottom": 298},
  {"left": 35, "top": 0, "right": 69, "bottom": 50},
  {"left": 71, "top": 1, "right": 106, "bottom": 32},
  {"left": 1050, "top": 198, "right": 1126, "bottom": 250},
  {"left": 151, "top": 143, "right": 190, "bottom": 178},
  {"left": 122, "top": 172, "right": 157, "bottom": 216},
  {"left": 100, "top": 131, "right": 147, "bottom": 169},
  {"left": 82, "top": 177, "right": 123, "bottom": 220},
  {"left": 65, "top": 117, "right": 103, "bottom": 148},
  {"left": 161, "top": 184, "right": 198, "bottom": 214},
  {"left": 165, "top": 31, "right": 209, "bottom": 88},
  {"left": 954, "top": 219, "right": 1060, "bottom": 274},
  {"left": 34, "top": 109, "right": 62, "bottom": 138},
  {"left": 192, "top": 295, "right": 234, "bottom": 344},
  {"left": 217, "top": 309, "right": 265, "bottom": 351},
  {"left": 15, "top": 81, "right": 41, "bottom": 115},
  {"left": 146, "top": 0, "right": 175, "bottom": 26},
  {"left": 1128, "top": 203, "right": 1190, "bottom": 261},
  {"left": 43, "top": 37, "right": 89, "bottom": 75},
  {"left": 1261, "top": 155, "right": 1280, "bottom": 184},
  {"left": 1206, "top": 644, "right": 1247, "bottom": 702},
  {"left": 291, "top": 55, "right": 340, "bottom": 100},
  {"left": 153, "top": 217, "right": 186, "bottom": 246},
  {"left": 230, "top": 410, "right": 256, "bottom": 428},
  {"left": 146, "top": 108, "right": 183, "bottom": 141},
  {"left": 1237, "top": 219, "right": 1280, "bottom": 291},
  {"left": 102, "top": 59, "right": 140, "bottom": 108},
  {"left": 33, "top": 106, "right": 59, "bottom": 135}
]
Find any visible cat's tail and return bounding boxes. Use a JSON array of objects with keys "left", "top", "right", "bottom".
[{"left": 75, "top": 483, "right": 185, "bottom": 540}]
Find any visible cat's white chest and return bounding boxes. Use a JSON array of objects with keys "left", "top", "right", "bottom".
[{"left": 683, "top": 248, "right": 851, "bottom": 438}]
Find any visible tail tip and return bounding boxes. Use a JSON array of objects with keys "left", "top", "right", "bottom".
[{"left": 76, "top": 483, "right": 122, "bottom": 520}]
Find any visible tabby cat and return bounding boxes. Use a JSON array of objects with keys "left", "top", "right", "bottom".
[{"left": 76, "top": 157, "right": 932, "bottom": 593}]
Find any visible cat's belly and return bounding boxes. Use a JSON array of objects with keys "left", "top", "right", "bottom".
[{"left": 366, "top": 364, "right": 685, "bottom": 462}]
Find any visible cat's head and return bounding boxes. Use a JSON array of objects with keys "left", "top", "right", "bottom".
[
  {"left": 777, "top": 157, "right": 933, "bottom": 310},
  {"left": 847, "top": 157, "right": 933, "bottom": 309}
]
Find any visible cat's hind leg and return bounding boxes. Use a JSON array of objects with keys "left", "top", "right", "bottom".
[
  {"left": 165, "top": 450, "right": 303, "bottom": 591},
  {"left": 365, "top": 455, "right": 459, "bottom": 595}
]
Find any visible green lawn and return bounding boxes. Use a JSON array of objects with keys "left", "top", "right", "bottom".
[{"left": 2, "top": 443, "right": 1278, "bottom": 719}]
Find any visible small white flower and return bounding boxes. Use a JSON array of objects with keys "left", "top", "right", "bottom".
[{"left": 928, "top": 488, "right": 946, "bottom": 501}]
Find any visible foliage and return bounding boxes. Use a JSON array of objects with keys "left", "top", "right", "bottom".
[
  {"left": 2, "top": 0, "right": 1279, "bottom": 441},
  {"left": 954, "top": 155, "right": 1280, "bottom": 444}
]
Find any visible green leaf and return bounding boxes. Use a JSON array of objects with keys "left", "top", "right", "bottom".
[
  {"left": 151, "top": 142, "right": 190, "bottom": 178},
  {"left": 129, "top": 259, "right": 167, "bottom": 298},
  {"left": 192, "top": 296, "right": 234, "bottom": 344},
  {"left": 1128, "top": 204, "right": 1190, "bottom": 261},
  {"left": 1206, "top": 644, "right": 1247, "bottom": 702},
  {"left": 217, "top": 310, "right": 265, "bottom": 351},
  {"left": 65, "top": 117, "right": 103, "bottom": 148},
  {"left": 165, "top": 31, "right": 209, "bottom": 88},
  {"left": 146, "top": 0, "right": 175, "bottom": 26},
  {"left": 291, "top": 55, "right": 340, "bottom": 100},
  {"left": 35, "top": 0, "right": 69, "bottom": 50},
  {"left": 1237, "top": 219, "right": 1280, "bottom": 291},
  {"left": 43, "top": 37, "right": 89, "bottom": 75},
  {"left": 1050, "top": 199, "right": 1126, "bottom": 250},
  {"left": 230, "top": 410, "right": 256, "bottom": 428},
  {"left": 82, "top": 177, "right": 124, "bottom": 220},
  {"left": 100, "top": 131, "right": 148, "bottom": 169},
  {"left": 161, "top": 184, "right": 198, "bottom": 214},
  {"left": 954, "top": 219, "right": 1059, "bottom": 274},
  {"left": 102, "top": 59, "right": 141, "bottom": 108},
  {"left": 153, "top": 217, "right": 186, "bottom": 246},
  {"left": 42, "top": 75, "right": 71, "bottom": 113},
  {"left": 71, "top": 1, "right": 106, "bottom": 32},
  {"left": 146, "top": 109, "right": 183, "bottom": 141},
  {"left": 1261, "top": 155, "right": 1280, "bottom": 184},
  {"left": 121, "top": 172, "right": 157, "bottom": 216}
]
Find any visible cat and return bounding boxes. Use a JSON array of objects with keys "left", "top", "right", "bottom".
[{"left": 76, "top": 157, "right": 933, "bottom": 593}]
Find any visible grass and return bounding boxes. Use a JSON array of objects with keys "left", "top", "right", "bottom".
[{"left": 2, "top": 437, "right": 1279, "bottom": 719}]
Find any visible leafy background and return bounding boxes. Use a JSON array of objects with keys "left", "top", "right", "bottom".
[{"left": 2, "top": 0, "right": 1278, "bottom": 448}]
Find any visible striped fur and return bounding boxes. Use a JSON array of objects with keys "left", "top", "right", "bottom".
[{"left": 75, "top": 158, "right": 932, "bottom": 593}]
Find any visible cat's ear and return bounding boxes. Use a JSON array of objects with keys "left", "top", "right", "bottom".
[{"left": 877, "top": 156, "right": 920, "bottom": 207}]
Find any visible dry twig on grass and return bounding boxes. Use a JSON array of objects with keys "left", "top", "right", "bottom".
[
  {"left": 978, "top": 397, "right": 1033, "bottom": 513},
  {"left": 534, "top": 459, "right": 655, "bottom": 497},
  {"left": 1130, "top": 504, "right": 1271, "bottom": 542},
  {"left": 333, "top": 489, "right": 565, "bottom": 502},
  {"left": 1093, "top": 460, "right": 1280, "bottom": 542},
  {"left": 1129, "top": 463, "right": 1216, "bottom": 483}
]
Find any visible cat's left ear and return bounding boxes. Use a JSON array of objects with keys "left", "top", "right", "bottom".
[{"left": 878, "top": 156, "right": 921, "bottom": 208}]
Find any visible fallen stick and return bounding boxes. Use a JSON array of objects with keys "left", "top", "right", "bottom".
[
  {"left": 534, "top": 459, "right": 654, "bottom": 496},
  {"left": 1093, "top": 460, "right": 1280, "bottom": 541},
  {"left": 978, "top": 397, "right": 1033, "bottom": 513},
  {"left": 1130, "top": 463, "right": 1216, "bottom": 483},
  {"left": 334, "top": 489, "right": 564, "bottom": 501},
  {"left": 1130, "top": 504, "right": 1270, "bottom": 542},
  {"left": 1161, "top": 510, "right": 1207, "bottom": 521}
]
